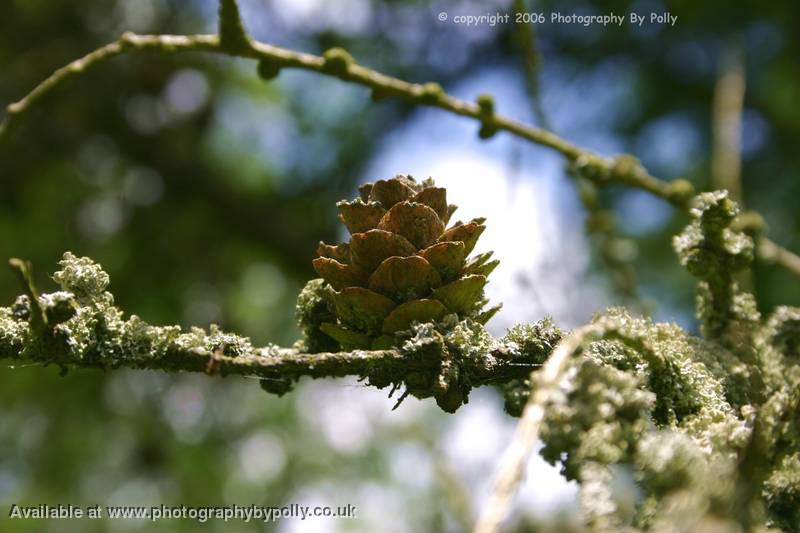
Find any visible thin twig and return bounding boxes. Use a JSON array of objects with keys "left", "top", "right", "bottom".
[
  {"left": 757, "top": 237, "right": 800, "bottom": 275},
  {"left": 512, "top": 0, "right": 550, "bottom": 129},
  {"left": 1, "top": 30, "right": 799, "bottom": 278},
  {"left": 711, "top": 45, "right": 745, "bottom": 205},
  {"left": 573, "top": 174, "right": 642, "bottom": 309},
  {"left": 711, "top": 44, "right": 752, "bottom": 292},
  {"left": 0, "top": 33, "right": 579, "bottom": 158}
]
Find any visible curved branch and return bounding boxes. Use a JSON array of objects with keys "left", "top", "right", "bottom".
[
  {"left": 1, "top": 30, "right": 798, "bottom": 278},
  {"left": 0, "top": 33, "right": 580, "bottom": 157},
  {"left": 0, "top": 34, "right": 217, "bottom": 138}
]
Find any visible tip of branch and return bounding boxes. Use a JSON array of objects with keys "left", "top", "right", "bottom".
[
  {"left": 0, "top": 121, "right": 6, "bottom": 139},
  {"left": 9, "top": 257, "right": 47, "bottom": 329},
  {"left": 9, "top": 258, "right": 34, "bottom": 292}
]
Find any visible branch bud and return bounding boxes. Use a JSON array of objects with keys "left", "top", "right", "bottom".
[
  {"left": 257, "top": 59, "right": 281, "bottom": 81},
  {"left": 420, "top": 82, "right": 444, "bottom": 104},
  {"left": 322, "top": 47, "right": 354, "bottom": 77}
]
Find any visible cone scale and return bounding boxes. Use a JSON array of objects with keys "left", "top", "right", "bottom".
[{"left": 312, "top": 175, "right": 500, "bottom": 350}]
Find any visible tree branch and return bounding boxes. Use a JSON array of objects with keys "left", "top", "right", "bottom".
[
  {"left": 0, "top": 302, "right": 549, "bottom": 399},
  {"left": 711, "top": 45, "right": 745, "bottom": 205},
  {"left": 512, "top": 0, "right": 550, "bottom": 130},
  {"left": 757, "top": 236, "right": 800, "bottom": 276},
  {"left": 0, "top": 300, "right": 545, "bottom": 405},
  {"left": 0, "top": 254, "right": 551, "bottom": 412},
  {"left": 1, "top": 26, "right": 798, "bottom": 279}
]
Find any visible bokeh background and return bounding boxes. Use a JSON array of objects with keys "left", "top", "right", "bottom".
[{"left": 1, "top": 0, "right": 799, "bottom": 531}]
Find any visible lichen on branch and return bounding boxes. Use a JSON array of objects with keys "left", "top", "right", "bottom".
[
  {"left": 480, "top": 303, "right": 800, "bottom": 532},
  {"left": 673, "top": 191, "right": 758, "bottom": 340},
  {"left": 0, "top": 252, "right": 552, "bottom": 414},
  {"left": 478, "top": 192, "right": 800, "bottom": 532}
]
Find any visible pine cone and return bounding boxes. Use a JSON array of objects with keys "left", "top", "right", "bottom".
[{"left": 311, "top": 175, "right": 500, "bottom": 350}]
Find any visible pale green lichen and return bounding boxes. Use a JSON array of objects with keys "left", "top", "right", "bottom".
[
  {"left": 673, "top": 191, "right": 765, "bottom": 408},
  {"left": 765, "top": 453, "right": 800, "bottom": 530},
  {"left": 498, "top": 319, "right": 563, "bottom": 416},
  {"left": 765, "top": 305, "right": 800, "bottom": 359},
  {"left": 529, "top": 303, "right": 781, "bottom": 529},
  {"left": 39, "top": 290, "right": 78, "bottom": 324},
  {"left": 539, "top": 352, "right": 654, "bottom": 480},
  {"left": 11, "top": 294, "right": 31, "bottom": 320},
  {"left": 520, "top": 270, "right": 800, "bottom": 531},
  {"left": 395, "top": 318, "right": 472, "bottom": 413},
  {"left": 503, "top": 319, "right": 563, "bottom": 363},
  {"left": 577, "top": 462, "right": 627, "bottom": 530},
  {"left": 0, "top": 306, "right": 27, "bottom": 358},
  {"left": 52, "top": 252, "right": 111, "bottom": 303},
  {"left": 673, "top": 191, "right": 760, "bottom": 347},
  {"left": 440, "top": 314, "right": 494, "bottom": 363},
  {"left": 635, "top": 431, "right": 708, "bottom": 496},
  {"left": 591, "top": 309, "right": 737, "bottom": 427},
  {"left": 398, "top": 320, "right": 447, "bottom": 361},
  {"left": 198, "top": 324, "right": 255, "bottom": 357},
  {"left": 117, "top": 315, "right": 180, "bottom": 360},
  {"left": 294, "top": 278, "right": 339, "bottom": 353},
  {"left": 1, "top": 253, "right": 259, "bottom": 371},
  {"left": 2, "top": 254, "right": 557, "bottom": 415},
  {"left": 390, "top": 315, "right": 542, "bottom": 413}
]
